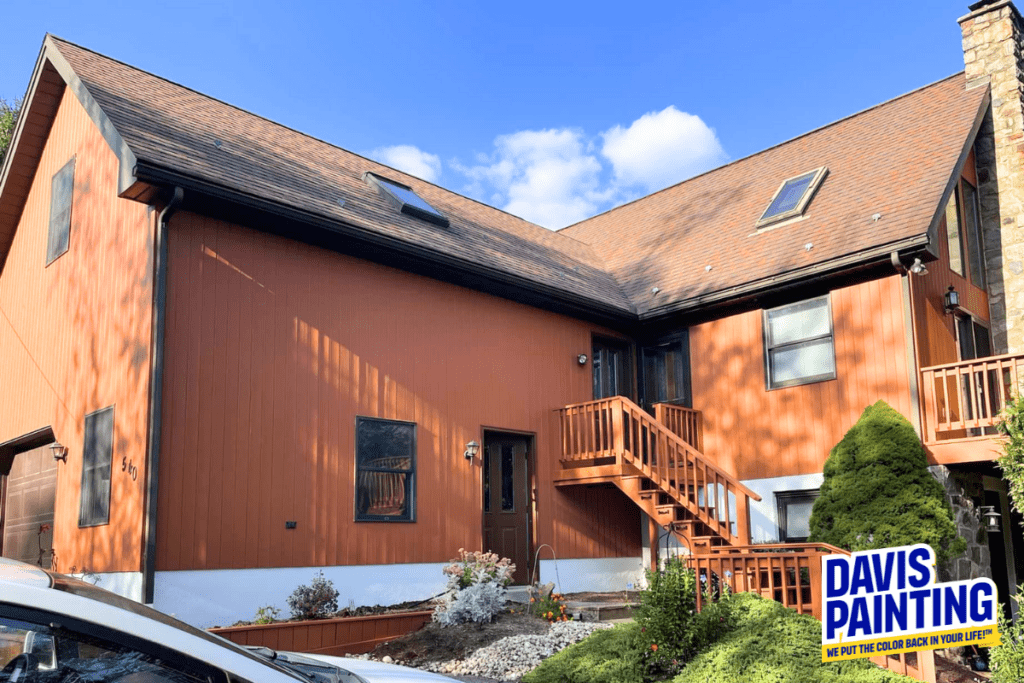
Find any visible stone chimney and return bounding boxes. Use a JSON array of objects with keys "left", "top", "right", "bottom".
[{"left": 961, "top": 0, "right": 1024, "bottom": 352}]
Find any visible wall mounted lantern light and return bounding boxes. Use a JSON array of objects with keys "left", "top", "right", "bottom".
[
  {"left": 577, "top": 354, "right": 588, "bottom": 365},
  {"left": 464, "top": 440, "right": 480, "bottom": 461},
  {"left": 49, "top": 442, "right": 68, "bottom": 463},
  {"left": 944, "top": 285, "right": 960, "bottom": 314},
  {"left": 981, "top": 506, "right": 1002, "bottom": 533}
]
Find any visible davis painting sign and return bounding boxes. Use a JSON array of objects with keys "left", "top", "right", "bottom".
[{"left": 821, "top": 544, "right": 1000, "bottom": 662}]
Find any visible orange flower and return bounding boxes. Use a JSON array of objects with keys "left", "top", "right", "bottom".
[
  {"left": 651, "top": 644, "right": 658, "bottom": 652},
  {"left": 529, "top": 597, "right": 535, "bottom": 603},
  {"left": 547, "top": 611, "right": 553, "bottom": 619}
]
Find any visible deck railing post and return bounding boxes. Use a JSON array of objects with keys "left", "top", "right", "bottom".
[
  {"left": 735, "top": 493, "right": 751, "bottom": 545},
  {"left": 612, "top": 399, "right": 625, "bottom": 464}
]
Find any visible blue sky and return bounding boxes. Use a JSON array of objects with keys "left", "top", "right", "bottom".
[{"left": 3, "top": 0, "right": 971, "bottom": 229}]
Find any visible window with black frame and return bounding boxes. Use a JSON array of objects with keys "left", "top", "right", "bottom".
[
  {"left": 79, "top": 406, "right": 114, "bottom": 528},
  {"left": 763, "top": 295, "right": 836, "bottom": 389},
  {"left": 354, "top": 417, "right": 416, "bottom": 522},
  {"left": 776, "top": 489, "right": 819, "bottom": 542}
]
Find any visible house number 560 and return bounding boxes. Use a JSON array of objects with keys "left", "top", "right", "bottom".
[{"left": 122, "top": 457, "right": 138, "bottom": 481}]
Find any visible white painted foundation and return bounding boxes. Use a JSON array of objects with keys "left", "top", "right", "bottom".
[
  {"left": 742, "top": 473, "right": 824, "bottom": 543},
  {"left": 153, "top": 563, "right": 449, "bottom": 628},
  {"left": 74, "top": 571, "right": 143, "bottom": 602},
  {"left": 538, "top": 557, "right": 645, "bottom": 594}
]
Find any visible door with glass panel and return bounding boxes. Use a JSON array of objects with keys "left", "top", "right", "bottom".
[
  {"left": 640, "top": 335, "right": 692, "bottom": 413},
  {"left": 956, "top": 314, "right": 997, "bottom": 431},
  {"left": 592, "top": 337, "right": 633, "bottom": 400},
  {"left": 482, "top": 433, "right": 531, "bottom": 585}
]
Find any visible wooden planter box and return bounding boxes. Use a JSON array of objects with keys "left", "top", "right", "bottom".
[{"left": 209, "top": 610, "right": 433, "bottom": 656}]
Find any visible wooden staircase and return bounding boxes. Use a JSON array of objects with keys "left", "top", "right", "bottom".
[
  {"left": 555, "top": 396, "right": 760, "bottom": 549},
  {"left": 554, "top": 396, "right": 936, "bottom": 683}
]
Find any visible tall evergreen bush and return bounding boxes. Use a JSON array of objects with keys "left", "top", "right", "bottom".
[{"left": 808, "top": 400, "right": 965, "bottom": 566}]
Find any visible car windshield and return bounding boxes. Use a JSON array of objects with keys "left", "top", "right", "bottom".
[{"left": 50, "top": 575, "right": 311, "bottom": 680}]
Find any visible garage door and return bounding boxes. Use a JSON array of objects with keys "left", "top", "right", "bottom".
[{"left": 2, "top": 445, "right": 57, "bottom": 568}]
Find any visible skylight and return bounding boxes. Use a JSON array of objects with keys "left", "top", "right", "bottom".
[
  {"left": 365, "top": 173, "right": 450, "bottom": 227},
  {"left": 757, "top": 167, "right": 828, "bottom": 228}
]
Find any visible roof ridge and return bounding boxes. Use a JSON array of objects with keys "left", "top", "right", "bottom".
[
  {"left": 44, "top": 35, "right": 590, "bottom": 244},
  {"left": 559, "top": 70, "right": 969, "bottom": 235}
]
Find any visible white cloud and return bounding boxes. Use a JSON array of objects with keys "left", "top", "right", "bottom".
[
  {"left": 455, "top": 129, "right": 609, "bottom": 229},
  {"left": 452, "top": 107, "right": 726, "bottom": 230},
  {"left": 368, "top": 144, "right": 442, "bottom": 183},
  {"left": 601, "top": 106, "right": 727, "bottom": 192}
]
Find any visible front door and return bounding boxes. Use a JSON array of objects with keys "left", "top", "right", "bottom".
[
  {"left": 482, "top": 434, "right": 531, "bottom": 585},
  {"left": 593, "top": 337, "right": 632, "bottom": 400},
  {"left": 1, "top": 445, "right": 57, "bottom": 568}
]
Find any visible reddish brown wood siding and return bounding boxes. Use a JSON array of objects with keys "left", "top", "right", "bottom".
[
  {"left": 210, "top": 611, "right": 433, "bottom": 656},
  {"left": 0, "top": 89, "right": 153, "bottom": 573},
  {"left": 690, "top": 275, "right": 913, "bottom": 481},
  {"left": 911, "top": 159, "right": 989, "bottom": 369},
  {"left": 156, "top": 214, "right": 640, "bottom": 571}
]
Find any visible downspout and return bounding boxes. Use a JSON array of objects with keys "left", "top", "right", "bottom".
[{"left": 142, "top": 187, "right": 183, "bottom": 604}]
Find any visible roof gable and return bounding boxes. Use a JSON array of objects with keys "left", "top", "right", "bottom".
[{"left": 561, "top": 74, "right": 990, "bottom": 317}]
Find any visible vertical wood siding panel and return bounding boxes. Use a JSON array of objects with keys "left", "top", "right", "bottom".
[{"left": 0, "top": 89, "right": 152, "bottom": 573}]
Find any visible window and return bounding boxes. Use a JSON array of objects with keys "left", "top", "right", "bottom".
[
  {"left": 962, "top": 180, "right": 986, "bottom": 289},
  {"left": 355, "top": 416, "right": 416, "bottom": 522},
  {"left": 365, "top": 172, "right": 450, "bottom": 227},
  {"left": 944, "top": 188, "right": 965, "bottom": 277},
  {"left": 756, "top": 167, "right": 828, "bottom": 228},
  {"left": 79, "top": 406, "right": 114, "bottom": 527},
  {"left": 763, "top": 295, "right": 836, "bottom": 389},
  {"left": 47, "top": 157, "right": 75, "bottom": 265},
  {"left": 776, "top": 489, "right": 819, "bottom": 542}
]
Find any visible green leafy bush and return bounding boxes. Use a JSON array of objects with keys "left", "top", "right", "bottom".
[
  {"left": 808, "top": 400, "right": 965, "bottom": 566},
  {"left": 521, "top": 622, "right": 643, "bottom": 683},
  {"left": 634, "top": 557, "right": 698, "bottom": 675},
  {"left": 989, "top": 585, "right": 1024, "bottom": 683},
  {"left": 673, "top": 593, "right": 906, "bottom": 683},
  {"left": 997, "top": 395, "right": 1024, "bottom": 526}
]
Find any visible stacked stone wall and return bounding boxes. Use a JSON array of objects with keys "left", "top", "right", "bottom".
[
  {"left": 961, "top": 0, "right": 1024, "bottom": 353},
  {"left": 930, "top": 465, "right": 993, "bottom": 582}
]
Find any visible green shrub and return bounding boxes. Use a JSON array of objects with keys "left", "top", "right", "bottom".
[
  {"left": 522, "top": 623, "right": 642, "bottom": 683},
  {"left": 673, "top": 594, "right": 906, "bottom": 683},
  {"left": 808, "top": 400, "right": 965, "bottom": 567},
  {"left": 634, "top": 557, "right": 698, "bottom": 674},
  {"left": 998, "top": 395, "right": 1024, "bottom": 527},
  {"left": 989, "top": 585, "right": 1024, "bottom": 683},
  {"left": 286, "top": 571, "right": 339, "bottom": 620}
]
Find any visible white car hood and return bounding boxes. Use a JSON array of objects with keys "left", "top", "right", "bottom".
[{"left": 305, "top": 655, "right": 460, "bottom": 682}]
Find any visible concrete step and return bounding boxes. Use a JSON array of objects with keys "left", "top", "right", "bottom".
[{"left": 564, "top": 600, "right": 637, "bottom": 622}]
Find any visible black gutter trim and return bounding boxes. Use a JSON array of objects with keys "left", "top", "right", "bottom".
[
  {"left": 142, "top": 187, "right": 183, "bottom": 605},
  {"left": 638, "top": 236, "right": 933, "bottom": 322},
  {"left": 131, "top": 161, "right": 638, "bottom": 328}
]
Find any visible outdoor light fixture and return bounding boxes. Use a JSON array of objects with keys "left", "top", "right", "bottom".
[
  {"left": 944, "top": 285, "right": 961, "bottom": 314},
  {"left": 49, "top": 442, "right": 68, "bottom": 463},
  {"left": 981, "top": 506, "right": 1002, "bottom": 533},
  {"left": 577, "top": 354, "right": 588, "bottom": 365},
  {"left": 910, "top": 258, "right": 928, "bottom": 275},
  {"left": 464, "top": 440, "right": 480, "bottom": 461}
]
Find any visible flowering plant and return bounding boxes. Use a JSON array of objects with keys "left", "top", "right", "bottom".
[
  {"left": 531, "top": 591, "right": 571, "bottom": 623},
  {"left": 441, "top": 549, "right": 515, "bottom": 590}
]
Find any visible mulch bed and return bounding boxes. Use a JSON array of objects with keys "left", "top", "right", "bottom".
[{"left": 370, "top": 610, "right": 548, "bottom": 665}]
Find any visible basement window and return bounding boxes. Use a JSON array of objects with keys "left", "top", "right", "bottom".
[
  {"left": 365, "top": 173, "right": 450, "bottom": 227},
  {"left": 776, "top": 489, "right": 819, "bottom": 542},
  {"left": 756, "top": 167, "right": 828, "bottom": 228}
]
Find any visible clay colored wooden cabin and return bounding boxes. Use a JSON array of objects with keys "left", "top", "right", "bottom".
[{"left": 1, "top": 2, "right": 1023, "bottom": 632}]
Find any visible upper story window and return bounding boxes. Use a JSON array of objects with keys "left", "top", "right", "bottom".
[
  {"left": 354, "top": 416, "right": 416, "bottom": 522},
  {"left": 365, "top": 172, "right": 450, "bottom": 228},
  {"left": 47, "top": 157, "right": 75, "bottom": 265},
  {"left": 943, "top": 179, "right": 986, "bottom": 289},
  {"left": 756, "top": 167, "right": 828, "bottom": 228},
  {"left": 763, "top": 295, "right": 836, "bottom": 389}
]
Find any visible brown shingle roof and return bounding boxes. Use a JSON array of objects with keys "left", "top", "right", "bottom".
[
  {"left": 560, "top": 73, "right": 988, "bottom": 317},
  {"left": 47, "top": 37, "right": 635, "bottom": 315},
  {"left": 6, "top": 38, "right": 987, "bottom": 322}
]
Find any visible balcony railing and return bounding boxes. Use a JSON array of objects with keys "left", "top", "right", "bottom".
[
  {"left": 653, "top": 403, "right": 703, "bottom": 451},
  {"left": 920, "top": 353, "right": 1024, "bottom": 443}
]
